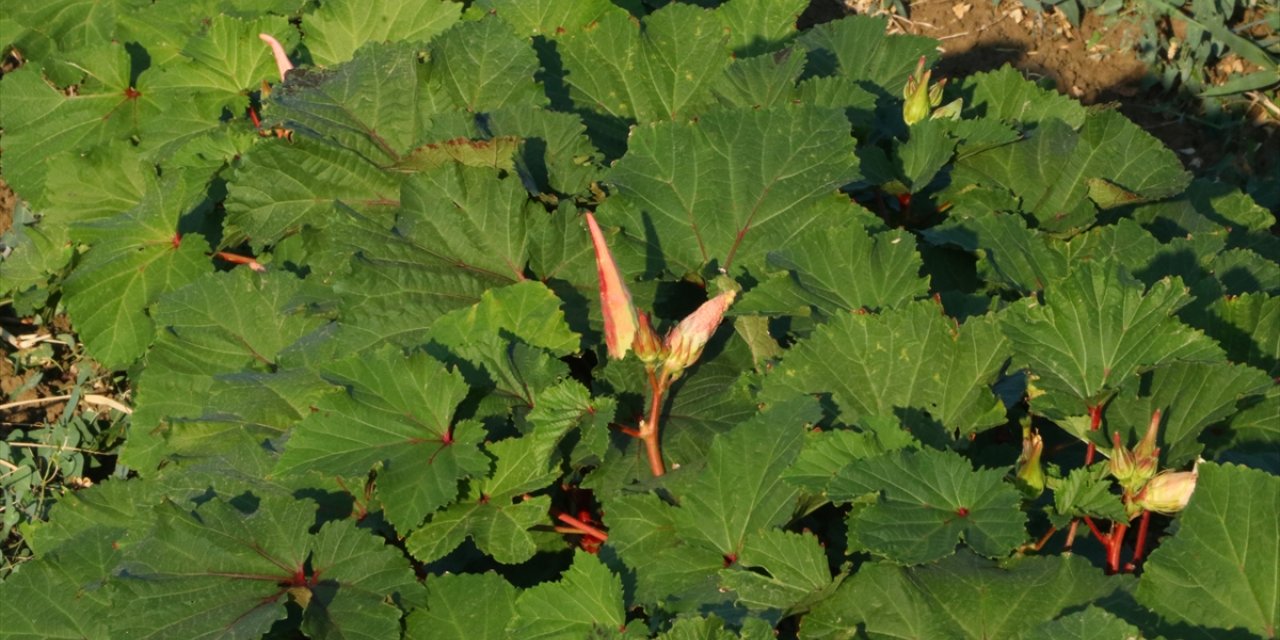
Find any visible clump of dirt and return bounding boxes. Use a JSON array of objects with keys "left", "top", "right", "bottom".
[
  {"left": 0, "top": 177, "right": 13, "bottom": 237},
  {"left": 0, "top": 316, "right": 87, "bottom": 427}
]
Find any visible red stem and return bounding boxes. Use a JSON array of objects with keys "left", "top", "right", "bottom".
[
  {"left": 555, "top": 513, "right": 608, "bottom": 542},
  {"left": 1081, "top": 516, "right": 1107, "bottom": 543},
  {"left": 1106, "top": 522, "right": 1128, "bottom": 574},
  {"left": 1128, "top": 510, "right": 1152, "bottom": 569},
  {"left": 214, "top": 251, "right": 266, "bottom": 272},
  {"left": 1066, "top": 404, "right": 1106, "bottom": 551},
  {"left": 641, "top": 370, "right": 667, "bottom": 477},
  {"left": 1031, "top": 526, "right": 1057, "bottom": 552},
  {"left": 1083, "top": 403, "right": 1103, "bottom": 465}
]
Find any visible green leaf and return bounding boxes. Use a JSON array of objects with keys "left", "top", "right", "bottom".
[
  {"left": 422, "top": 16, "right": 546, "bottom": 113},
  {"left": 61, "top": 172, "right": 214, "bottom": 368},
  {"left": 829, "top": 448, "right": 1026, "bottom": 563},
  {"left": 148, "top": 15, "right": 295, "bottom": 114},
  {"left": 897, "top": 119, "right": 957, "bottom": 191},
  {"left": 269, "top": 41, "right": 425, "bottom": 167},
  {"left": 955, "top": 110, "right": 1190, "bottom": 233},
  {"left": 1187, "top": 291, "right": 1279, "bottom": 378},
  {"left": 276, "top": 348, "right": 490, "bottom": 532},
  {"left": 961, "top": 65, "right": 1087, "bottom": 128},
  {"left": 1001, "top": 261, "right": 1223, "bottom": 417},
  {"left": 737, "top": 225, "right": 929, "bottom": 318},
  {"left": 597, "top": 106, "right": 859, "bottom": 275},
  {"left": 477, "top": 0, "right": 620, "bottom": 38},
  {"left": 113, "top": 495, "right": 418, "bottom": 640},
  {"left": 426, "top": 281, "right": 579, "bottom": 409},
  {"left": 1047, "top": 466, "right": 1127, "bottom": 527},
  {"left": 797, "top": 15, "right": 939, "bottom": 92},
  {"left": 2, "top": 0, "right": 124, "bottom": 63},
  {"left": 1137, "top": 463, "right": 1279, "bottom": 638},
  {"left": 719, "top": 529, "right": 834, "bottom": 613},
  {"left": 0, "top": 527, "right": 117, "bottom": 640},
  {"left": 715, "top": 0, "right": 807, "bottom": 56},
  {"left": 711, "top": 47, "right": 810, "bottom": 111},
  {"left": 124, "top": 270, "right": 326, "bottom": 471},
  {"left": 318, "top": 206, "right": 507, "bottom": 346},
  {"left": 801, "top": 552, "right": 1119, "bottom": 640},
  {"left": 782, "top": 419, "right": 914, "bottom": 494},
  {"left": 674, "top": 396, "right": 815, "bottom": 555},
  {"left": 556, "top": 3, "right": 730, "bottom": 123},
  {"left": 41, "top": 142, "right": 154, "bottom": 224},
  {"left": 398, "top": 167, "right": 542, "bottom": 284},
  {"left": 1106, "top": 361, "right": 1273, "bottom": 467},
  {"left": 0, "top": 43, "right": 137, "bottom": 199},
  {"left": 509, "top": 550, "right": 627, "bottom": 639},
  {"left": 405, "top": 495, "right": 551, "bottom": 566},
  {"left": 304, "top": 0, "right": 460, "bottom": 66},
  {"left": 406, "top": 572, "right": 518, "bottom": 640},
  {"left": 765, "top": 301, "right": 1010, "bottom": 436},
  {"left": 224, "top": 140, "right": 401, "bottom": 248},
  {"left": 923, "top": 210, "right": 1068, "bottom": 294},
  {"left": 1032, "top": 607, "right": 1146, "bottom": 640},
  {"left": 1227, "top": 388, "right": 1280, "bottom": 453},
  {"left": 1212, "top": 248, "right": 1280, "bottom": 296}
]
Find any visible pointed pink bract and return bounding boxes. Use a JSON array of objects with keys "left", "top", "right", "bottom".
[
  {"left": 586, "top": 212, "right": 638, "bottom": 360},
  {"left": 259, "top": 33, "right": 294, "bottom": 82}
]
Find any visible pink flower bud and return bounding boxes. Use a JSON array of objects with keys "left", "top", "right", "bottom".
[
  {"left": 1135, "top": 468, "right": 1198, "bottom": 515},
  {"left": 1134, "top": 409, "right": 1162, "bottom": 465},
  {"left": 259, "top": 33, "right": 294, "bottom": 82},
  {"left": 661, "top": 290, "right": 736, "bottom": 377},
  {"left": 633, "top": 312, "right": 665, "bottom": 366},
  {"left": 585, "top": 212, "right": 639, "bottom": 360}
]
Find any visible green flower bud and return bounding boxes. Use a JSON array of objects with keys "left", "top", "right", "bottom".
[
  {"left": 1015, "top": 425, "right": 1045, "bottom": 499},
  {"left": 903, "top": 56, "right": 933, "bottom": 126}
]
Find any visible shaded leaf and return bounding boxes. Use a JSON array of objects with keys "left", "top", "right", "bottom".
[
  {"left": 719, "top": 529, "right": 834, "bottom": 613},
  {"left": 801, "top": 552, "right": 1119, "bottom": 640},
  {"left": 509, "top": 550, "right": 627, "bottom": 640},
  {"left": 405, "top": 572, "right": 518, "bottom": 640}
]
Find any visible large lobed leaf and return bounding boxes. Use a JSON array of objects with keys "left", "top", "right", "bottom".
[
  {"left": 764, "top": 300, "right": 1010, "bottom": 436},
  {"left": 1001, "top": 261, "right": 1224, "bottom": 417},
  {"left": 1137, "top": 463, "right": 1279, "bottom": 638},
  {"left": 596, "top": 106, "right": 860, "bottom": 276},
  {"left": 829, "top": 448, "right": 1026, "bottom": 564}
]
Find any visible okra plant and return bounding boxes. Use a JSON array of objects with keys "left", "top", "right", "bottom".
[{"left": 0, "top": 1, "right": 1276, "bottom": 639}]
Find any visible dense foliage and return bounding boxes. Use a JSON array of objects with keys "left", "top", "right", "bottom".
[{"left": 0, "top": 1, "right": 1276, "bottom": 638}]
